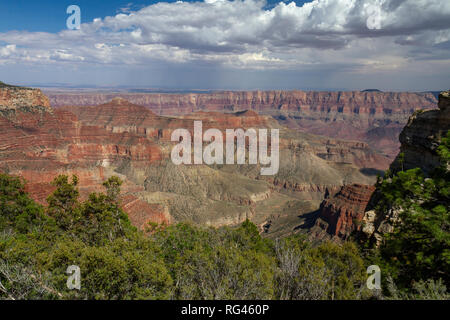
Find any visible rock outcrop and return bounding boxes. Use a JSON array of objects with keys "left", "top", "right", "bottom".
[
  {"left": 0, "top": 83, "right": 52, "bottom": 122},
  {"left": 310, "top": 184, "right": 376, "bottom": 240},
  {"left": 121, "top": 195, "right": 172, "bottom": 230},
  {"left": 1, "top": 82, "right": 51, "bottom": 111},
  {"left": 360, "top": 90, "right": 450, "bottom": 244},
  {"left": 390, "top": 90, "right": 450, "bottom": 174}
]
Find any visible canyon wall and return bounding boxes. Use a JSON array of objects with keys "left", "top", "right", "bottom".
[
  {"left": 311, "top": 184, "right": 376, "bottom": 240},
  {"left": 46, "top": 90, "right": 438, "bottom": 159},
  {"left": 46, "top": 90, "right": 437, "bottom": 116},
  {"left": 59, "top": 98, "right": 382, "bottom": 231},
  {"left": 0, "top": 86, "right": 169, "bottom": 230}
]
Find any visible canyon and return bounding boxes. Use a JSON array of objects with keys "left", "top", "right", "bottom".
[
  {"left": 46, "top": 90, "right": 438, "bottom": 160},
  {"left": 0, "top": 83, "right": 441, "bottom": 237}
]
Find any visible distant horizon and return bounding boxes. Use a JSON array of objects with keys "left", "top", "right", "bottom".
[
  {"left": 31, "top": 83, "right": 450, "bottom": 94},
  {"left": 1, "top": 80, "right": 445, "bottom": 94}
]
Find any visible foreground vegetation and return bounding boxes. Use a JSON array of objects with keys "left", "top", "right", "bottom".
[
  {"left": 369, "top": 131, "right": 450, "bottom": 298},
  {"left": 0, "top": 132, "right": 448, "bottom": 300},
  {"left": 0, "top": 172, "right": 373, "bottom": 299}
]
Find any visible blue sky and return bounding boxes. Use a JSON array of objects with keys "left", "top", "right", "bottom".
[
  {"left": 0, "top": 1, "right": 154, "bottom": 32},
  {"left": 0, "top": 0, "right": 449, "bottom": 91},
  {"left": 0, "top": 1, "right": 308, "bottom": 32}
]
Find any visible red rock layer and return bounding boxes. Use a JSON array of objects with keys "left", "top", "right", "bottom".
[
  {"left": 59, "top": 99, "right": 275, "bottom": 143},
  {"left": 61, "top": 99, "right": 390, "bottom": 170},
  {"left": 315, "top": 184, "right": 376, "bottom": 239},
  {"left": 0, "top": 89, "right": 166, "bottom": 229},
  {"left": 1, "top": 92, "right": 278, "bottom": 230},
  {"left": 121, "top": 195, "right": 172, "bottom": 231}
]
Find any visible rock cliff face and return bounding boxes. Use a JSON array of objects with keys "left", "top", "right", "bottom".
[
  {"left": 60, "top": 101, "right": 389, "bottom": 170},
  {"left": 47, "top": 90, "right": 438, "bottom": 159},
  {"left": 1, "top": 83, "right": 52, "bottom": 122},
  {"left": 360, "top": 90, "right": 450, "bottom": 244},
  {"left": 1, "top": 82, "right": 51, "bottom": 111},
  {"left": 47, "top": 90, "right": 436, "bottom": 116},
  {"left": 309, "top": 184, "right": 376, "bottom": 240},
  {"left": 58, "top": 99, "right": 276, "bottom": 144},
  {"left": 311, "top": 90, "right": 449, "bottom": 241},
  {"left": 121, "top": 195, "right": 173, "bottom": 231},
  {"left": 390, "top": 91, "right": 450, "bottom": 174},
  {"left": 0, "top": 84, "right": 168, "bottom": 230}
]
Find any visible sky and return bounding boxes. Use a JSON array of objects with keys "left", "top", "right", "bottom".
[{"left": 0, "top": 0, "right": 449, "bottom": 91}]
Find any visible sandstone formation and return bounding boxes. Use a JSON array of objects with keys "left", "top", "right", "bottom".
[
  {"left": 309, "top": 184, "right": 376, "bottom": 240},
  {"left": 1, "top": 82, "right": 51, "bottom": 114},
  {"left": 61, "top": 101, "right": 390, "bottom": 170},
  {"left": 58, "top": 99, "right": 276, "bottom": 144},
  {"left": 121, "top": 195, "right": 172, "bottom": 230}
]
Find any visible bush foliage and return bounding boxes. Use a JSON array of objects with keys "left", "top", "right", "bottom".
[{"left": 0, "top": 173, "right": 373, "bottom": 300}]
